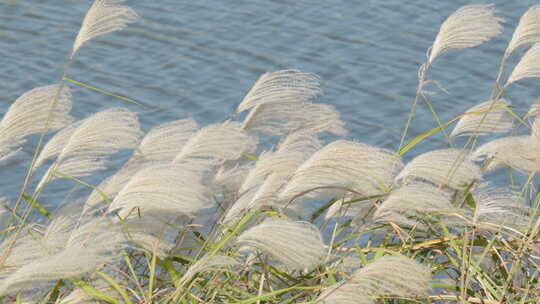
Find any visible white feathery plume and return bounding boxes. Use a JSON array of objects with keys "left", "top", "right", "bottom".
[
  {"left": 66, "top": 216, "right": 125, "bottom": 253},
  {"left": 240, "top": 152, "right": 306, "bottom": 194},
  {"left": 396, "top": 149, "right": 481, "bottom": 190},
  {"left": 0, "top": 148, "right": 19, "bottom": 164},
  {"left": 506, "top": 43, "right": 540, "bottom": 86},
  {"left": 236, "top": 219, "right": 325, "bottom": 270},
  {"left": 84, "top": 163, "right": 143, "bottom": 212},
  {"left": 240, "top": 131, "right": 321, "bottom": 193},
  {"left": 532, "top": 117, "right": 540, "bottom": 139},
  {"left": 505, "top": 5, "right": 540, "bottom": 58},
  {"left": 0, "top": 208, "right": 83, "bottom": 281},
  {"left": 131, "top": 118, "right": 198, "bottom": 162},
  {"left": 173, "top": 121, "right": 258, "bottom": 169},
  {"left": 277, "top": 131, "right": 323, "bottom": 154},
  {"left": 223, "top": 173, "right": 285, "bottom": 224},
  {"left": 525, "top": 97, "right": 540, "bottom": 118},
  {"left": 108, "top": 164, "right": 212, "bottom": 219},
  {"left": 0, "top": 198, "right": 7, "bottom": 219},
  {"left": 279, "top": 140, "right": 403, "bottom": 202},
  {"left": 374, "top": 183, "right": 456, "bottom": 227},
  {"left": 34, "top": 121, "right": 82, "bottom": 171},
  {"left": 0, "top": 228, "right": 53, "bottom": 281},
  {"left": 225, "top": 133, "right": 323, "bottom": 221},
  {"left": 0, "top": 85, "right": 73, "bottom": 161},
  {"left": 0, "top": 85, "right": 73, "bottom": 139},
  {"left": 450, "top": 99, "right": 513, "bottom": 137},
  {"left": 217, "top": 133, "right": 320, "bottom": 214},
  {"left": 0, "top": 248, "right": 95, "bottom": 295},
  {"left": 222, "top": 187, "right": 260, "bottom": 225},
  {"left": 72, "top": 0, "right": 138, "bottom": 57},
  {"left": 318, "top": 256, "right": 431, "bottom": 304},
  {"left": 35, "top": 107, "right": 142, "bottom": 191},
  {"left": 83, "top": 119, "right": 197, "bottom": 210},
  {"left": 472, "top": 135, "right": 540, "bottom": 173},
  {"left": 123, "top": 212, "right": 180, "bottom": 257},
  {"left": 236, "top": 69, "right": 320, "bottom": 113},
  {"left": 0, "top": 216, "right": 124, "bottom": 296},
  {"left": 178, "top": 255, "right": 239, "bottom": 285},
  {"left": 213, "top": 164, "right": 253, "bottom": 205},
  {"left": 42, "top": 214, "right": 79, "bottom": 253},
  {"left": 428, "top": 4, "right": 502, "bottom": 65},
  {"left": 0, "top": 241, "right": 117, "bottom": 296},
  {"left": 242, "top": 101, "right": 346, "bottom": 136},
  {"left": 472, "top": 187, "right": 528, "bottom": 227}
]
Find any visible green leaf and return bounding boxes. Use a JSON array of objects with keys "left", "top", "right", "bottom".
[
  {"left": 398, "top": 117, "right": 457, "bottom": 156},
  {"left": 97, "top": 272, "right": 133, "bottom": 304},
  {"left": 63, "top": 77, "right": 142, "bottom": 106},
  {"left": 242, "top": 153, "right": 259, "bottom": 161},
  {"left": 22, "top": 193, "right": 51, "bottom": 219},
  {"left": 46, "top": 279, "right": 63, "bottom": 304},
  {"left": 72, "top": 279, "right": 120, "bottom": 304}
]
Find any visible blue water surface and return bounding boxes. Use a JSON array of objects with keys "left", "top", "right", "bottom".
[{"left": 0, "top": 0, "right": 538, "bottom": 209}]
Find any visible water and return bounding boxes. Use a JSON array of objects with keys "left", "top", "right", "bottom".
[{"left": 0, "top": 0, "right": 538, "bottom": 207}]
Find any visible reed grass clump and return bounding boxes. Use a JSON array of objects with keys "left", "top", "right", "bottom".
[{"left": 0, "top": 1, "right": 539, "bottom": 303}]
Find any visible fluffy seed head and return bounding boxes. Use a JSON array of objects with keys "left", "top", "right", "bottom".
[
  {"left": 396, "top": 149, "right": 481, "bottom": 190},
  {"left": 473, "top": 136, "right": 540, "bottom": 173},
  {"left": 506, "top": 43, "right": 540, "bottom": 86},
  {"left": 505, "top": 5, "right": 540, "bottom": 58},
  {"left": 236, "top": 69, "right": 320, "bottom": 113},
  {"left": 236, "top": 219, "right": 325, "bottom": 270},
  {"left": 428, "top": 4, "right": 502, "bottom": 65},
  {"left": 279, "top": 140, "right": 403, "bottom": 202},
  {"left": 318, "top": 256, "right": 431, "bottom": 304},
  {"left": 450, "top": 99, "right": 513, "bottom": 137},
  {"left": 72, "top": 0, "right": 138, "bottom": 57},
  {"left": 374, "top": 183, "right": 456, "bottom": 227}
]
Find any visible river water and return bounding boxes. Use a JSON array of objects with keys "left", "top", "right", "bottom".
[{"left": 0, "top": 0, "right": 538, "bottom": 208}]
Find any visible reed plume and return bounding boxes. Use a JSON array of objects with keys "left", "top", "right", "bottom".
[
  {"left": 428, "top": 4, "right": 502, "bottom": 65},
  {"left": 473, "top": 135, "right": 540, "bottom": 173},
  {"left": 506, "top": 43, "right": 540, "bottom": 86},
  {"left": 279, "top": 140, "right": 402, "bottom": 202},
  {"left": 242, "top": 101, "right": 346, "bottom": 136},
  {"left": 35, "top": 107, "right": 141, "bottom": 191},
  {"left": 318, "top": 256, "right": 431, "bottom": 304},
  {"left": 505, "top": 5, "right": 540, "bottom": 58},
  {"left": 450, "top": 99, "right": 513, "bottom": 137},
  {"left": 72, "top": 0, "right": 138, "bottom": 57},
  {"left": 130, "top": 118, "right": 198, "bottom": 163},
  {"left": 236, "top": 70, "right": 320, "bottom": 113},
  {"left": 0, "top": 85, "right": 73, "bottom": 162},
  {"left": 108, "top": 164, "right": 211, "bottom": 219},
  {"left": 0, "top": 216, "right": 124, "bottom": 296},
  {"left": 174, "top": 121, "right": 258, "bottom": 170},
  {"left": 374, "top": 183, "right": 456, "bottom": 227},
  {"left": 396, "top": 149, "right": 481, "bottom": 190},
  {"left": 236, "top": 219, "right": 325, "bottom": 270},
  {"left": 178, "top": 254, "right": 239, "bottom": 286}
]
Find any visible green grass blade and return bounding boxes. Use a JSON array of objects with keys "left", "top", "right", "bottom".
[
  {"left": 63, "top": 76, "right": 142, "bottom": 106},
  {"left": 72, "top": 279, "right": 120, "bottom": 304},
  {"left": 398, "top": 117, "right": 458, "bottom": 156},
  {"left": 21, "top": 193, "right": 51, "bottom": 219},
  {"left": 97, "top": 271, "right": 133, "bottom": 304}
]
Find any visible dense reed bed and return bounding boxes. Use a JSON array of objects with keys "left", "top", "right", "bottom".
[{"left": 0, "top": 1, "right": 539, "bottom": 303}]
